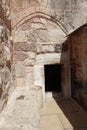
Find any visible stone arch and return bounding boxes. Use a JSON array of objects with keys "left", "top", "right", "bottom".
[
  {"left": 13, "top": 12, "right": 68, "bottom": 35},
  {"left": 14, "top": 12, "right": 71, "bottom": 103}
]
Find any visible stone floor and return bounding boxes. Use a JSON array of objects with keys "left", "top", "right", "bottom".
[
  {"left": 0, "top": 90, "right": 87, "bottom": 130},
  {"left": 0, "top": 87, "right": 40, "bottom": 130},
  {"left": 40, "top": 93, "right": 87, "bottom": 130}
]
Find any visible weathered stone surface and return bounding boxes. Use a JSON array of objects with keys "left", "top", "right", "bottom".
[
  {"left": 0, "top": 1, "right": 87, "bottom": 130},
  {"left": 16, "top": 78, "right": 25, "bottom": 87},
  {"left": 55, "top": 44, "right": 62, "bottom": 53},
  {"left": 14, "top": 42, "right": 36, "bottom": 52},
  {"left": 41, "top": 45, "right": 55, "bottom": 53},
  {"left": 2, "top": 67, "right": 11, "bottom": 85},
  {"left": 0, "top": 0, "right": 10, "bottom": 19},
  {"left": 0, "top": 23, "right": 5, "bottom": 42},
  {"left": 0, "top": 87, "right": 40, "bottom": 130},
  {"left": 36, "top": 44, "right": 55, "bottom": 53},
  {"left": 15, "top": 51, "right": 28, "bottom": 61},
  {"left": 27, "top": 52, "right": 36, "bottom": 59},
  {"left": 11, "top": 0, "right": 87, "bottom": 34},
  {"left": 26, "top": 66, "right": 33, "bottom": 73},
  {"left": 36, "top": 53, "right": 61, "bottom": 65},
  {"left": 25, "top": 59, "right": 35, "bottom": 66},
  {"left": 15, "top": 62, "right": 26, "bottom": 78},
  {"left": 0, "top": 56, "right": 4, "bottom": 68},
  {"left": 25, "top": 73, "right": 34, "bottom": 87},
  {"left": 0, "top": 18, "right": 14, "bottom": 111},
  {"left": 4, "top": 46, "right": 11, "bottom": 61},
  {"left": 14, "top": 22, "right": 66, "bottom": 43}
]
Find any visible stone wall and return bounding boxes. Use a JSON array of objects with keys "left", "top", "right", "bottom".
[
  {"left": 10, "top": 0, "right": 87, "bottom": 33},
  {"left": 10, "top": 0, "right": 86, "bottom": 103},
  {"left": 70, "top": 24, "right": 87, "bottom": 87},
  {"left": 70, "top": 24, "right": 87, "bottom": 110},
  {"left": 13, "top": 16, "right": 66, "bottom": 86},
  {"left": 0, "top": 4, "right": 15, "bottom": 111},
  {"left": 0, "top": 0, "right": 10, "bottom": 19},
  {"left": 13, "top": 13, "right": 71, "bottom": 102}
]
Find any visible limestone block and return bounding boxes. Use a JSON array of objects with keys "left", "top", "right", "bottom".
[
  {"left": 4, "top": 46, "right": 11, "bottom": 61},
  {"left": 27, "top": 52, "right": 36, "bottom": 59},
  {"left": 25, "top": 72, "right": 34, "bottom": 87},
  {"left": 34, "top": 65, "right": 45, "bottom": 103},
  {"left": 41, "top": 45, "right": 55, "bottom": 53},
  {"left": 31, "top": 23, "right": 44, "bottom": 29},
  {"left": 2, "top": 67, "right": 11, "bottom": 85},
  {"left": 26, "top": 66, "right": 33, "bottom": 73},
  {"left": 14, "top": 42, "right": 36, "bottom": 52},
  {"left": 37, "top": 86, "right": 43, "bottom": 109},
  {"left": 48, "top": 29, "right": 65, "bottom": 42},
  {"left": 34, "top": 65, "right": 44, "bottom": 87},
  {"left": 16, "top": 78, "right": 25, "bottom": 87},
  {"left": 50, "top": 0, "right": 71, "bottom": 10},
  {"left": 15, "top": 51, "right": 28, "bottom": 61},
  {"left": 31, "top": 86, "right": 43, "bottom": 109},
  {"left": 15, "top": 62, "right": 26, "bottom": 78},
  {"left": 14, "top": 31, "right": 26, "bottom": 42},
  {"left": 36, "top": 53, "right": 61, "bottom": 65},
  {"left": 25, "top": 66, "right": 34, "bottom": 88},
  {"left": 25, "top": 59, "right": 35, "bottom": 66}
]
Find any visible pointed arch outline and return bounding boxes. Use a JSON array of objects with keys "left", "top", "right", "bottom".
[{"left": 12, "top": 12, "right": 68, "bottom": 35}]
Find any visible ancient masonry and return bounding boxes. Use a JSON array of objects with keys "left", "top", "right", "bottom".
[
  {"left": 0, "top": 0, "right": 87, "bottom": 130},
  {"left": 0, "top": 0, "right": 15, "bottom": 111}
]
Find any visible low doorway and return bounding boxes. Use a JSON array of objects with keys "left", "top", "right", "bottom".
[{"left": 44, "top": 64, "right": 62, "bottom": 93}]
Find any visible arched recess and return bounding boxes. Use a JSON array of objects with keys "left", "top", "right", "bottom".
[
  {"left": 12, "top": 12, "right": 68, "bottom": 35},
  {"left": 13, "top": 12, "right": 71, "bottom": 103}
]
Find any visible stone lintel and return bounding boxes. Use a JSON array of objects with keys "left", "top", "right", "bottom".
[{"left": 36, "top": 53, "right": 61, "bottom": 65}]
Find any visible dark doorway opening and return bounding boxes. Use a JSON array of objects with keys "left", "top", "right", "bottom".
[{"left": 44, "top": 64, "right": 62, "bottom": 92}]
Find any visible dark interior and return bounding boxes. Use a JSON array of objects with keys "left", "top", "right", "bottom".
[{"left": 44, "top": 64, "right": 61, "bottom": 92}]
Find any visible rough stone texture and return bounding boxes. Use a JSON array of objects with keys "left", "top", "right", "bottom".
[
  {"left": 0, "top": 1, "right": 87, "bottom": 130},
  {"left": 14, "top": 42, "right": 36, "bottom": 52},
  {"left": 0, "top": 7, "right": 14, "bottom": 111},
  {"left": 13, "top": 16, "right": 67, "bottom": 90},
  {"left": 0, "top": 87, "right": 40, "bottom": 130},
  {"left": 0, "top": 0, "right": 10, "bottom": 19},
  {"left": 10, "top": 0, "right": 87, "bottom": 33},
  {"left": 37, "top": 44, "right": 55, "bottom": 53}
]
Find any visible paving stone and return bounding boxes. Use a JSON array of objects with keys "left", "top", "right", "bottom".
[
  {"left": 0, "top": 87, "right": 40, "bottom": 130},
  {"left": 40, "top": 115, "right": 64, "bottom": 130},
  {"left": 40, "top": 98, "right": 87, "bottom": 130},
  {"left": 58, "top": 113, "right": 73, "bottom": 130},
  {"left": 40, "top": 101, "right": 63, "bottom": 116}
]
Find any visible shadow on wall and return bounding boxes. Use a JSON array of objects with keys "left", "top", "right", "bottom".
[
  {"left": 70, "top": 23, "right": 87, "bottom": 111},
  {"left": 52, "top": 92, "right": 87, "bottom": 130}
]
